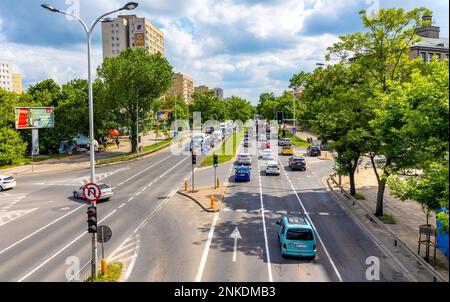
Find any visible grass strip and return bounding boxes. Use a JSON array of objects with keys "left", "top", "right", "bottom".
[
  {"left": 200, "top": 129, "right": 245, "bottom": 167},
  {"left": 86, "top": 262, "right": 123, "bottom": 282}
]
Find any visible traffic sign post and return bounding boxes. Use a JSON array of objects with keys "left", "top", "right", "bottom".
[
  {"left": 83, "top": 183, "right": 101, "bottom": 282},
  {"left": 97, "top": 225, "right": 112, "bottom": 278},
  {"left": 192, "top": 152, "right": 197, "bottom": 192}
]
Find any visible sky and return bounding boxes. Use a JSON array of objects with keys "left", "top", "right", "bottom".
[{"left": 0, "top": 0, "right": 449, "bottom": 104}]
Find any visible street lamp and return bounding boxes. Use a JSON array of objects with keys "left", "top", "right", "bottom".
[
  {"left": 41, "top": 2, "right": 139, "bottom": 184},
  {"left": 41, "top": 1, "right": 139, "bottom": 281}
]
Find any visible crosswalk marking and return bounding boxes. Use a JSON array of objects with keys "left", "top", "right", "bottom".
[
  {"left": 0, "top": 194, "right": 28, "bottom": 213},
  {"left": 0, "top": 208, "right": 37, "bottom": 227}
]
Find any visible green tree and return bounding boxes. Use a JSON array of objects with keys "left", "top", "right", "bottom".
[
  {"left": 190, "top": 90, "right": 229, "bottom": 122},
  {"left": 0, "top": 127, "right": 27, "bottom": 166},
  {"left": 96, "top": 48, "right": 174, "bottom": 153},
  {"left": 388, "top": 161, "right": 448, "bottom": 230},
  {"left": 226, "top": 96, "right": 255, "bottom": 122}
]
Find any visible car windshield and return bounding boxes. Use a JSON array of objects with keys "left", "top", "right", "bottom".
[
  {"left": 239, "top": 155, "right": 250, "bottom": 159},
  {"left": 236, "top": 168, "right": 249, "bottom": 173},
  {"left": 3, "top": 177, "right": 14, "bottom": 181},
  {"left": 293, "top": 158, "right": 305, "bottom": 163},
  {"left": 286, "top": 229, "right": 314, "bottom": 241},
  {"left": 268, "top": 165, "right": 278, "bottom": 169}
]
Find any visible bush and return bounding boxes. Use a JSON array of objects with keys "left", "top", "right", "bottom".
[{"left": 0, "top": 127, "right": 27, "bottom": 166}]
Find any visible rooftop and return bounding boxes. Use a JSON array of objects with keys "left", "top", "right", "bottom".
[{"left": 412, "top": 37, "right": 449, "bottom": 50}]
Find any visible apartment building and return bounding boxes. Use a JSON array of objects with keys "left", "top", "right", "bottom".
[
  {"left": 102, "top": 15, "right": 164, "bottom": 59},
  {"left": 194, "top": 85, "right": 211, "bottom": 94},
  {"left": 410, "top": 15, "right": 449, "bottom": 63},
  {"left": 169, "top": 73, "right": 194, "bottom": 104},
  {"left": 214, "top": 88, "right": 224, "bottom": 100},
  {"left": 0, "top": 60, "right": 13, "bottom": 92},
  {"left": 12, "top": 73, "right": 23, "bottom": 94}
]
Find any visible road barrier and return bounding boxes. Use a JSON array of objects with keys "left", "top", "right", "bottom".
[
  {"left": 185, "top": 180, "right": 188, "bottom": 192},
  {"left": 210, "top": 195, "right": 215, "bottom": 209},
  {"left": 101, "top": 258, "right": 108, "bottom": 278},
  {"left": 326, "top": 172, "right": 447, "bottom": 282}
]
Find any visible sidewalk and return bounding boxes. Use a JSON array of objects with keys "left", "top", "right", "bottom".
[
  {"left": 340, "top": 167, "right": 449, "bottom": 279},
  {"left": 1, "top": 132, "right": 168, "bottom": 176}
]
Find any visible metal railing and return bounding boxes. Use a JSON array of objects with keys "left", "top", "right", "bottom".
[{"left": 327, "top": 172, "right": 447, "bottom": 282}]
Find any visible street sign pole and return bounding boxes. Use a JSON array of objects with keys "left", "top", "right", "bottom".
[
  {"left": 214, "top": 167, "right": 217, "bottom": 189},
  {"left": 192, "top": 164, "right": 195, "bottom": 192}
]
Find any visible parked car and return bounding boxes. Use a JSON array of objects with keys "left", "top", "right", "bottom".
[
  {"left": 265, "top": 161, "right": 281, "bottom": 176},
  {"left": 235, "top": 165, "right": 251, "bottom": 182},
  {"left": 281, "top": 146, "right": 294, "bottom": 156},
  {"left": 237, "top": 153, "right": 252, "bottom": 165},
  {"left": 260, "top": 149, "right": 275, "bottom": 160},
  {"left": 276, "top": 216, "right": 317, "bottom": 259},
  {"left": 278, "top": 138, "right": 292, "bottom": 146},
  {"left": 0, "top": 175, "right": 16, "bottom": 192},
  {"left": 289, "top": 157, "right": 307, "bottom": 171},
  {"left": 73, "top": 183, "right": 114, "bottom": 201},
  {"left": 307, "top": 146, "right": 322, "bottom": 157}
]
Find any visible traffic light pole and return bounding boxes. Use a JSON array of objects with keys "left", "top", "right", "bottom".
[
  {"left": 91, "top": 201, "right": 97, "bottom": 282},
  {"left": 192, "top": 164, "right": 195, "bottom": 192}
]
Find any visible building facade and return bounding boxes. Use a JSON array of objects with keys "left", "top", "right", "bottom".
[
  {"left": 409, "top": 15, "right": 449, "bottom": 63},
  {"left": 194, "top": 85, "right": 211, "bottom": 94},
  {"left": 0, "top": 60, "right": 13, "bottom": 92},
  {"left": 12, "top": 73, "right": 23, "bottom": 94},
  {"left": 214, "top": 88, "right": 224, "bottom": 100},
  {"left": 102, "top": 15, "right": 164, "bottom": 59},
  {"left": 169, "top": 73, "right": 194, "bottom": 104}
]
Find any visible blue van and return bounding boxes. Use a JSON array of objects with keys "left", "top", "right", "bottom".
[
  {"left": 276, "top": 216, "right": 317, "bottom": 259},
  {"left": 235, "top": 165, "right": 251, "bottom": 182}
]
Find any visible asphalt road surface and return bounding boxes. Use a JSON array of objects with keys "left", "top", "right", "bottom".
[{"left": 0, "top": 124, "right": 416, "bottom": 282}]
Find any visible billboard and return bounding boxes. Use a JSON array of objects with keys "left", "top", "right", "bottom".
[
  {"left": 15, "top": 107, "right": 55, "bottom": 129},
  {"left": 157, "top": 111, "right": 170, "bottom": 122},
  {"left": 134, "top": 32, "right": 145, "bottom": 47}
]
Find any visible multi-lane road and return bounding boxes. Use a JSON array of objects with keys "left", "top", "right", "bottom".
[{"left": 0, "top": 122, "right": 422, "bottom": 282}]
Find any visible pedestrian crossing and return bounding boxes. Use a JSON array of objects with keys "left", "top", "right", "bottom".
[
  {"left": 0, "top": 208, "right": 37, "bottom": 227},
  {"left": 0, "top": 193, "right": 28, "bottom": 213},
  {"left": 34, "top": 168, "right": 130, "bottom": 186}
]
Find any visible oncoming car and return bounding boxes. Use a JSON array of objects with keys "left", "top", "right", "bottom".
[
  {"left": 0, "top": 175, "right": 16, "bottom": 192},
  {"left": 73, "top": 183, "right": 114, "bottom": 201},
  {"left": 276, "top": 216, "right": 317, "bottom": 259}
]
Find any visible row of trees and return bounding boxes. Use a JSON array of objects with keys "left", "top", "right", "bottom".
[
  {"left": 257, "top": 8, "right": 448, "bottom": 229},
  {"left": 1, "top": 47, "right": 256, "bottom": 165}
]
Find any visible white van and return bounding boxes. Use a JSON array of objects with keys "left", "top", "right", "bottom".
[{"left": 193, "top": 133, "right": 207, "bottom": 142}]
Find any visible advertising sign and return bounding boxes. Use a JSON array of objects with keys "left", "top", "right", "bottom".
[
  {"left": 134, "top": 32, "right": 145, "bottom": 47},
  {"left": 15, "top": 107, "right": 55, "bottom": 129},
  {"left": 135, "top": 21, "right": 144, "bottom": 33},
  {"left": 157, "top": 111, "right": 170, "bottom": 122}
]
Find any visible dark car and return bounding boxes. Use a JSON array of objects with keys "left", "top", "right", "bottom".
[
  {"left": 289, "top": 157, "right": 307, "bottom": 171},
  {"left": 307, "top": 146, "right": 321, "bottom": 157},
  {"left": 244, "top": 139, "right": 252, "bottom": 147}
]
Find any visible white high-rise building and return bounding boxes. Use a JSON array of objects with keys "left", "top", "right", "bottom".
[
  {"left": 0, "top": 59, "right": 13, "bottom": 92},
  {"left": 101, "top": 15, "right": 164, "bottom": 59}
]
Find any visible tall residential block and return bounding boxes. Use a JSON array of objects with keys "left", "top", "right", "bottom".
[
  {"left": 169, "top": 73, "right": 194, "bottom": 104},
  {"left": 0, "top": 59, "right": 13, "bottom": 92},
  {"left": 12, "top": 73, "right": 23, "bottom": 94},
  {"left": 101, "top": 15, "right": 164, "bottom": 59},
  {"left": 214, "top": 88, "right": 224, "bottom": 100}
]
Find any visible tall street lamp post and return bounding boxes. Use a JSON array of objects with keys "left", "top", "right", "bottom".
[{"left": 41, "top": 2, "right": 139, "bottom": 281}]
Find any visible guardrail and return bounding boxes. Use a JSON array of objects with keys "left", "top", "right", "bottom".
[{"left": 327, "top": 172, "right": 447, "bottom": 282}]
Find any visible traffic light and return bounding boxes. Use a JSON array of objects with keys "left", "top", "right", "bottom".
[
  {"left": 213, "top": 155, "right": 219, "bottom": 168},
  {"left": 277, "top": 111, "right": 284, "bottom": 125},
  {"left": 87, "top": 205, "right": 97, "bottom": 234},
  {"left": 192, "top": 152, "right": 197, "bottom": 165}
]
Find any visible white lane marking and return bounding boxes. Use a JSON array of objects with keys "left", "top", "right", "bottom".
[
  {"left": 123, "top": 233, "right": 141, "bottom": 281},
  {"left": 0, "top": 204, "right": 85, "bottom": 256},
  {"left": 230, "top": 227, "right": 242, "bottom": 263},
  {"left": 236, "top": 209, "right": 247, "bottom": 212},
  {"left": 18, "top": 157, "right": 189, "bottom": 282},
  {"left": 113, "top": 153, "right": 175, "bottom": 189},
  {"left": 195, "top": 211, "right": 220, "bottom": 282},
  {"left": 318, "top": 212, "right": 330, "bottom": 216},
  {"left": 256, "top": 148, "right": 273, "bottom": 282},
  {"left": 281, "top": 165, "right": 343, "bottom": 282},
  {"left": 0, "top": 208, "right": 38, "bottom": 227}
]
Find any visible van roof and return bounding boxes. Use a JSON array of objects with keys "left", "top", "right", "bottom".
[{"left": 284, "top": 216, "right": 310, "bottom": 227}]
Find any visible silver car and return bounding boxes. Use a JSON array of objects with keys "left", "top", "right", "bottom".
[
  {"left": 265, "top": 161, "right": 281, "bottom": 175},
  {"left": 73, "top": 183, "right": 114, "bottom": 201},
  {"left": 237, "top": 153, "right": 252, "bottom": 165}
]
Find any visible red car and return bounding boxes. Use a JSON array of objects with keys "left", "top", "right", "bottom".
[{"left": 261, "top": 141, "right": 271, "bottom": 149}]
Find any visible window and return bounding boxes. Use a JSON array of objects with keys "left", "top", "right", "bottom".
[
  {"left": 427, "top": 53, "right": 433, "bottom": 62},
  {"left": 421, "top": 52, "right": 427, "bottom": 63},
  {"left": 286, "top": 229, "right": 314, "bottom": 241},
  {"left": 436, "top": 53, "right": 441, "bottom": 60}
]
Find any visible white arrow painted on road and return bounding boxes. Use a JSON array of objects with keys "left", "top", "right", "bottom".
[{"left": 229, "top": 227, "right": 242, "bottom": 262}]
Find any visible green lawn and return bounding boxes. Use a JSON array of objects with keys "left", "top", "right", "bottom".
[
  {"left": 86, "top": 262, "right": 123, "bottom": 282},
  {"left": 284, "top": 131, "right": 311, "bottom": 147},
  {"left": 0, "top": 154, "right": 65, "bottom": 170},
  {"left": 143, "top": 138, "right": 172, "bottom": 152},
  {"left": 200, "top": 129, "right": 245, "bottom": 167}
]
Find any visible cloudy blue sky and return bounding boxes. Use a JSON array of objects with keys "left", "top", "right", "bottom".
[{"left": 0, "top": 0, "right": 448, "bottom": 103}]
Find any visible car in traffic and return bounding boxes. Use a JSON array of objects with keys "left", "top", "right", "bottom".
[
  {"left": 261, "top": 141, "right": 271, "bottom": 149},
  {"left": 260, "top": 149, "right": 275, "bottom": 160},
  {"left": 281, "top": 146, "right": 294, "bottom": 156},
  {"left": 237, "top": 153, "right": 252, "bottom": 165},
  {"left": 0, "top": 175, "right": 16, "bottom": 192},
  {"left": 265, "top": 161, "right": 281, "bottom": 176},
  {"left": 288, "top": 156, "right": 307, "bottom": 171},
  {"left": 307, "top": 146, "right": 322, "bottom": 157},
  {"left": 235, "top": 165, "right": 251, "bottom": 182},
  {"left": 244, "top": 139, "right": 252, "bottom": 148},
  {"left": 276, "top": 216, "right": 317, "bottom": 259},
  {"left": 73, "top": 183, "right": 114, "bottom": 201},
  {"left": 278, "top": 138, "right": 292, "bottom": 146}
]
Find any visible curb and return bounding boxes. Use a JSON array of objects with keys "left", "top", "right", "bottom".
[{"left": 177, "top": 190, "right": 221, "bottom": 213}]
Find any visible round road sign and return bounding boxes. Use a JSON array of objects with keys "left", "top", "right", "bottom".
[
  {"left": 83, "top": 183, "right": 102, "bottom": 203},
  {"left": 97, "top": 225, "right": 112, "bottom": 243}
]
